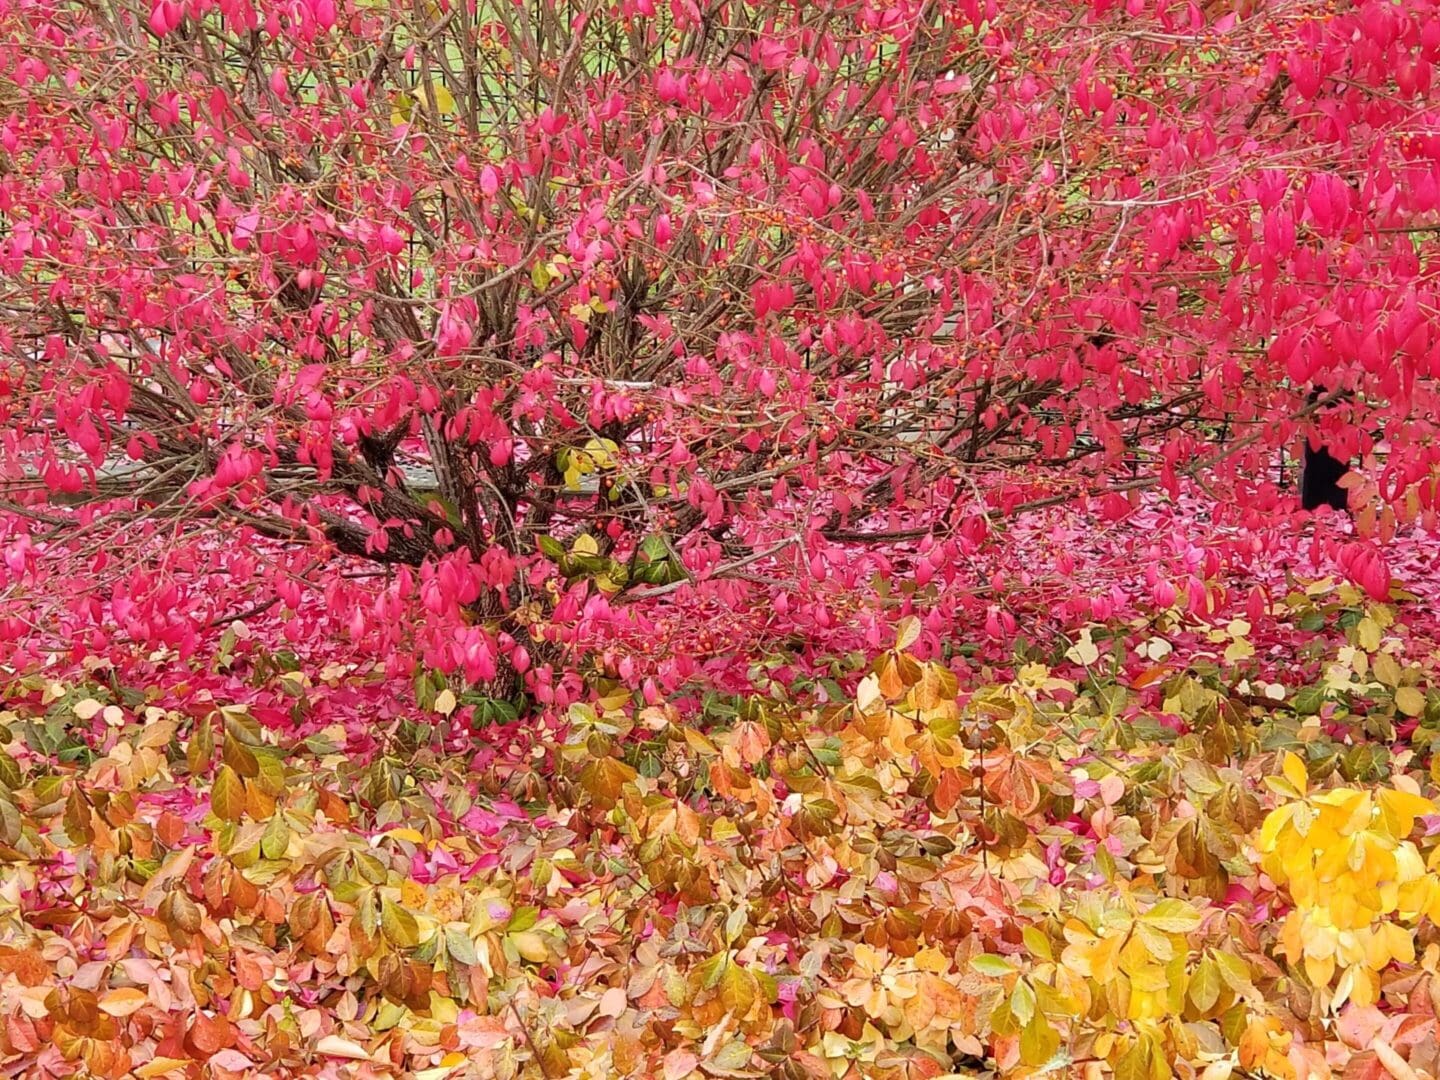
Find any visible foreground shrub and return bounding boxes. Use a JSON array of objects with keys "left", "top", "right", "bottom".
[{"left": 2, "top": 584, "right": 1440, "bottom": 1076}]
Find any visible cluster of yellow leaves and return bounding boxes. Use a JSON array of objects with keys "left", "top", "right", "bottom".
[
  {"left": 1012, "top": 889, "right": 1255, "bottom": 1078},
  {"left": 557, "top": 437, "right": 620, "bottom": 491},
  {"left": 1260, "top": 751, "right": 1440, "bottom": 1010}
]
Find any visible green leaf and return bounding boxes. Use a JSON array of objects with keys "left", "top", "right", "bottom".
[
  {"left": 222, "top": 708, "right": 264, "bottom": 746},
  {"left": 261, "top": 813, "right": 290, "bottom": 860},
  {"left": 253, "top": 750, "right": 287, "bottom": 797},
  {"left": 970, "top": 954, "right": 1017, "bottom": 976},
  {"left": 445, "top": 927, "right": 479, "bottom": 966},
  {"left": 1009, "top": 978, "right": 1036, "bottom": 1026},
  {"left": 1213, "top": 950, "right": 1253, "bottom": 996},
  {"left": 0, "top": 753, "right": 22, "bottom": 791},
  {"left": 213, "top": 765, "right": 247, "bottom": 822},
  {"left": 1022, "top": 926, "right": 1053, "bottom": 962},
  {"left": 1189, "top": 956, "right": 1221, "bottom": 1014},
  {"left": 355, "top": 852, "right": 388, "bottom": 884},
  {"left": 507, "top": 905, "right": 540, "bottom": 933},
  {"left": 32, "top": 775, "right": 64, "bottom": 808},
  {"left": 709, "top": 1041, "right": 752, "bottom": 1070},
  {"left": 724, "top": 905, "right": 748, "bottom": 945}
]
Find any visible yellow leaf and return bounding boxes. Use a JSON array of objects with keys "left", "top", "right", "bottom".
[
  {"left": 510, "top": 930, "right": 549, "bottom": 963},
  {"left": 1395, "top": 686, "right": 1425, "bottom": 717},
  {"left": 1378, "top": 788, "right": 1434, "bottom": 838},
  {"left": 386, "top": 827, "right": 427, "bottom": 844},
  {"left": 583, "top": 437, "right": 619, "bottom": 469},
  {"left": 894, "top": 616, "right": 922, "bottom": 652},
  {"left": 1282, "top": 751, "right": 1309, "bottom": 797},
  {"left": 434, "top": 689, "right": 457, "bottom": 717},
  {"left": 213, "top": 764, "right": 246, "bottom": 822},
  {"left": 136, "top": 1060, "right": 193, "bottom": 1078},
  {"left": 1065, "top": 629, "right": 1100, "bottom": 666},
  {"left": 1357, "top": 617, "right": 1381, "bottom": 652},
  {"left": 1304, "top": 951, "right": 1336, "bottom": 990},
  {"left": 1258, "top": 802, "right": 1299, "bottom": 853},
  {"left": 572, "top": 534, "right": 599, "bottom": 556},
  {"left": 854, "top": 674, "right": 882, "bottom": 714},
  {"left": 431, "top": 82, "right": 455, "bottom": 114},
  {"left": 1141, "top": 898, "right": 1203, "bottom": 934},
  {"left": 1373, "top": 652, "right": 1402, "bottom": 687},
  {"left": 1224, "top": 637, "right": 1255, "bottom": 663},
  {"left": 381, "top": 899, "right": 421, "bottom": 948},
  {"left": 1189, "top": 957, "right": 1221, "bottom": 1013},
  {"left": 98, "top": 987, "right": 148, "bottom": 1017},
  {"left": 1019, "top": 1014, "right": 1060, "bottom": 1066},
  {"left": 718, "top": 962, "right": 757, "bottom": 1016}
]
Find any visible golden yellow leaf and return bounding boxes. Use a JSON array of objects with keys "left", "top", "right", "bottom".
[
  {"left": 1282, "top": 751, "right": 1309, "bottom": 796},
  {"left": 212, "top": 764, "right": 246, "bottom": 822},
  {"left": 136, "top": 1060, "right": 193, "bottom": 1078},
  {"left": 1378, "top": 788, "right": 1433, "bottom": 838}
]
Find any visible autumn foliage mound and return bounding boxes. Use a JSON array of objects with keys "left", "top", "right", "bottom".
[
  {"left": 3, "top": 0, "right": 1440, "bottom": 711},
  {"left": 0, "top": 573, "right": 1439, "bottom": 1079}
]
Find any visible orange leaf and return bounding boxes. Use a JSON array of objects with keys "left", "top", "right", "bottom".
[
  {"left": 98, "top": 988, "right": 148, "bottom": 1018},
  {"left": 189, "top": 1012, "right": 234, "bottom": 1055}
]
